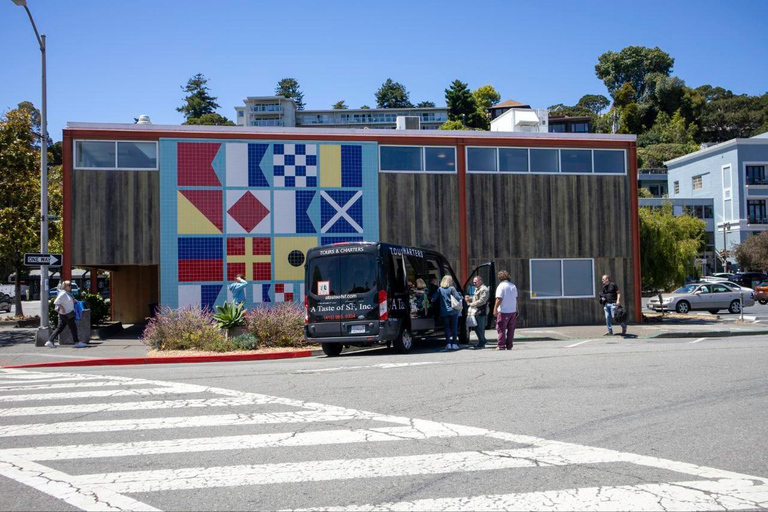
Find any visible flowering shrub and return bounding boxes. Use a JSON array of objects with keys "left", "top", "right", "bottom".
[
  {"left": 142, "top": 306, "right": 232, "bottom": 351},
  {"left": 245, "top": 302, "right": 305, "bottom": 348}
]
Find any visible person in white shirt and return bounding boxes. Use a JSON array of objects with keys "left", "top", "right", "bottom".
[
  {"left": 46, "top": 281, "right": 87, "bottom": 349},
  {"left": 493, "top": 270, "right": 518, "bottom": 350}
]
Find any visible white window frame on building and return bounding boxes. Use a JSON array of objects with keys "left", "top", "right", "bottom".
[
  {"left": 692, "top": 174, "right": 703, "bottom": 190},
  {"left": 73, "top": 140, "right": 159, "bottom": 171},
  {"left": 722, "top": 164, "right": 733, "bottom": 221},
  {"left": 529, "top": 258, "right": 595, "bottom": 300},
  {"left": 379, "top": 145, "right": 457, "bottom": 174},
  {"left": 465, "top": 147, "right": 626, "bottom": 175}
]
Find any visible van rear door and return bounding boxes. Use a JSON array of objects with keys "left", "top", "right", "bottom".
[{"left": 307, "top": 251, "right": 379, "bottom": 337}]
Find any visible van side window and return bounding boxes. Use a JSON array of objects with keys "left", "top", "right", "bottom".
[{"left": 388, "top": 254, "right": 406, "bottom": 294}]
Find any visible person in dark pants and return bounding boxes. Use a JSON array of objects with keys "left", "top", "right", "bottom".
[
  {"left": 600, "top": 274, "right": 627, "bottom": 336},
  {"left": 46, "top": 281, "right": 87, "bottom": 348},
  {"left": 431, "top": 275, "right": 462, "bottom": 351},
  {"left": 466, "top": 275, "right": 490, "bottom": 349}
]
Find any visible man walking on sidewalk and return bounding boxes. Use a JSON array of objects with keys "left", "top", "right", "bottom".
[
  {"left": 600, "top": 274, "right": 627, "bottom": 336},
  {"left": 493, "top": 270, "right": 518, "bottom": 350},
  {"left": 46, "top": 281, "right": 87, "bottom": 349}
]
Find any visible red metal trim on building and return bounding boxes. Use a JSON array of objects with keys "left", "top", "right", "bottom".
[
  {"left": 62, "top": 132, "right": 72, "bottom": 281},
  {"left": 629, "top": 143, "right": 642, "bottom": 323},
  {"left": 457, "top": 142, "right": 469, "bottom": 282}
]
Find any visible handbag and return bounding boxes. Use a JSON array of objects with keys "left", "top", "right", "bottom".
[
  {"left": 466, "top": 315, "right": 477, "bottom": 328},
  {"left": 613, "top": 305, "right": 627, "bottom": 323},
  {"left": 450, "top": 291, "right": 463, "bottom": 312}
]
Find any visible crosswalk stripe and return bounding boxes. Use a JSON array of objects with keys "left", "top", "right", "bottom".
[
  {"left": 0, "top": 375, "right": 119, "bottom": 384},
  {"left": 0, "top": 455, "right": 158, "bottom": 512},
  {"left": 73, "top": 449, "right": 552, "bottom": 493},
  {"left": 0, "top": 395, "right": 277, "bottom": 417},
  {"left": 0, "top": 421, "right": 487, "bottom": 461},
  {"left": 0, "top": 409, "right": 390, "bottom": 437},
  {"left": 0, "top": 380, "right": 149, "bottom": 392},
  {"left": 294, "top": 479, "right": 768, "bottom": 511},
  {"left": 0, "top": 384, "right": 208, "bottom": 402}
]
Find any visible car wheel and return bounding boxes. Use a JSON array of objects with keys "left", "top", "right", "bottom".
[
  {"left": 321, "top": 343, "right": 343, "bottom": 357},
  {"left": 393, "top": 328, "right": 413, "bottom": 354},
  {"left": 708, "top": 309, "right": 720, "bottom": 314},
  {"left": 760, "top": 300, "right": 767, "bottom": 305},
  {"left": 675, "top": 301, "right": 690, "bottom": 314},
  {"left": 729, "top": 300, "right": 741, "bottom": 314}
]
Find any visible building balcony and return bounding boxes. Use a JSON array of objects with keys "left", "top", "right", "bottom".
[
  {"left": 249, "top": 119, "right": 283, "bottom": 127},
  {"left": 746, "top": 177, "right": 768, "bottom": 186},
  {"left": 250, "top": 105, "right": 283, "bottom": 113},
  {"left": 747, "top": 217, "right": 768, "bottom": 225},
  {"left": 639, "top": 168, "right": 668, "bottom": 175}
]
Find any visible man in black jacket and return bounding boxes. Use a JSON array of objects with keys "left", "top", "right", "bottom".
[{"left": 600, "top": 274, "right": 627, "bottom": 336}]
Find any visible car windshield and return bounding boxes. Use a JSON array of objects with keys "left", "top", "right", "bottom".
[{"left": 673, "top": 285, "right": 698, "bottom": 294}]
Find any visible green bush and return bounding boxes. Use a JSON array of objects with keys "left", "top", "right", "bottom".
[
  {"left": 80, "top": 291, "right": 110, "bottom": 325},
  {"left": 142, "top": 306, "right": 233, "bottom": 352},
  {"left": 245, "top": 302, "right": 306, "bottom": 348},
  {"left": 231, "top": 333, "right": 260, "bottom": 350},
  {"left": 213, "top": 301, "right": 245, "bottom": 331},
  {"left": 48, "top": 298, "right": 58, "bottom": 328}
]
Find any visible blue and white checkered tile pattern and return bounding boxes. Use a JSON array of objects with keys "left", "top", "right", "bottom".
[{"left": 273, "top": 143, "right": 318, "bottom": 188}]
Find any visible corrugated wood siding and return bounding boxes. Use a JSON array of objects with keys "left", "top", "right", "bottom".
[
  {"left": 378, "top": 173, "right": 461, "bottom": 271},
  {"left": 71, "top": 171, "right": 159, "bottom": 266}
]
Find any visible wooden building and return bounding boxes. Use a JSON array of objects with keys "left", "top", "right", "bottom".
[{"left": 62, "top": 123, "right": 639, "bottom": 326}]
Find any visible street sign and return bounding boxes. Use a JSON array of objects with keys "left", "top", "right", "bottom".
[{"left": 24, "top": 253, "right": 62, "bottom": 267}]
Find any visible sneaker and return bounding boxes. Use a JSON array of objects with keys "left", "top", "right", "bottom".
[
  {"left": 604, "top": 331, "right": 613, "bottom": 336},
  {"left": 74, "top": 342, "right": 88, "bottom": 348},
  {"left": 451, "top": 344, "right": 460, "bottom": 350},
  {"left": 45, "top": 341, "right": 56, "bottom": 349},
  {"left": 441, "top": 344, "right": 452, "bottom": 352},
  {"left": 471, "top": 345, "right": 485, "bottom": 350}
]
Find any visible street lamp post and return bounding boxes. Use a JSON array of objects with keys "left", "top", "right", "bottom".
[{"left": 12, "top": 0, "right": 50, "bottom": 342}]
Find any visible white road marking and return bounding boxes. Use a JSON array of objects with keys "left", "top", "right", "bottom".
[
  {"left": 297, "top": 479, "right": 768, "bottom": 511},
  {"left": 296, "top": 362, "right": 438, "bottom": 373},
  {"left": 0, "top": 384, "right": 208, "bottom": 402},
  {"left": 690, "top": 337, "right": 707, "bottom": 344},
  {"left": 0, "top": 380, "right": 149, "bottom": 392},
  {"left": 566, "top": 338, "right": 598, "bottom": 348},
  {"left": 1, "top": 421, "right": 486, "bottom": 461},
  {"left": 0, "top": 456, "right": 159, "bottom": 512}
]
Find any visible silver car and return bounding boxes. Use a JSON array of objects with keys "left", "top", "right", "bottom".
[{"left": 647, "top": 282, "right": 755, "bottom": 314}]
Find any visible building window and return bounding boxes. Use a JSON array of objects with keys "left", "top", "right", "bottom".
[
  {"left": 747, "top": 200, "right": 767, "bottom": 223},
  {"left": 237, "top": 110, "right": 244, "bottom": 117},
  {"left": 560, "top": 149, "right": 592, "bottom": 173},
  {"left": 593, "top": 150, "right": 625, "bottom": 174},
  {"left": 674, "top": 181, "right": 680, "bottom": 194},
  {"left": 549, "top": 124, "right": 566, "bottom": 133},
  {"left": 467, "top": 147, "right": 497, "bottom": 172},
  {"left": 530, "top": 259, "right": 594, "bottom": 299},
  {"left": 692, "top": 175, "right": 703, "bottom": 190},
  {"left": 499, "top": 148, "right": 528, "bottom": 172},
  {"left": 569, "top": 123, "right": 589, "bottom": 133},
  {"left": 379, "top": 146, "right": 456, "bottom": 173},
  {"left": 530, "top": 149, "right": 559, "bottom": 173},
  {"left": 75, "top": 141, "right": 158, "bottom": 170},
  {"left": 746, "top": 165, "right": 767, "bottom": 185}
]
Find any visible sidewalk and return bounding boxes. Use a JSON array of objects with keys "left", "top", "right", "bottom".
[{"left": 3, "top": 317, "right": 768, "bottom": 368}]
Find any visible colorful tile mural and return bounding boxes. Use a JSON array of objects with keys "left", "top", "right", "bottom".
[{"left": 159, "top": 139, "right": 379, "bottom": 309}]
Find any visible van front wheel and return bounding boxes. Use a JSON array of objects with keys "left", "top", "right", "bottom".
[
  {"left": 321, "top": 343, "right": 343, "bottom": 357},
  {"left": 393, "top": 328, "right": 413, "bottom": 354}
]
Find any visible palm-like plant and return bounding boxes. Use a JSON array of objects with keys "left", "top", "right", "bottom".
[{"left": 213, "top": 302, "right": 245, "bottom": 331}]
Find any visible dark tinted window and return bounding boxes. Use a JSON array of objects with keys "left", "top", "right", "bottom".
[{"left": 309, "top": 254, "right": 377, "bottom": 296}]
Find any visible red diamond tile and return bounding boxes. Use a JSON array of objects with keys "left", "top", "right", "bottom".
[{"left": 227, "top": 191, "right": 270, "bottom": 233}]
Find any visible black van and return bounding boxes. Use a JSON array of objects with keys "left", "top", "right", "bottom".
[{"left": 304, "top": 242, "right": 495, "bottom": 357}]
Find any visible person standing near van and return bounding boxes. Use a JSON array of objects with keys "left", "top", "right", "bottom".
[
  {"left": 493, "top": 270, "right": 518, "bottom": 350},
  {"left": 432, "top": 275, "right": 462, "bottom": 351},
  {"left": 466, "top": 275, "right": 489, "bottom": 349},
  {"left": 46, "top": 281, "right": 87, "bottom": 349},
  {"left": 600, "top": 274, "right": 627, "bottom": 336},
  {"left": 228, "top": 274, "right": 248, "bottom": 306}
]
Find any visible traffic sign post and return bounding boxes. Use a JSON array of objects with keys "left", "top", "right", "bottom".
[{"left": 24, "top": 253, "right": 62, "bottom": 267}]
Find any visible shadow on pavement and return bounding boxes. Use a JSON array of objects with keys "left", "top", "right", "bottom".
[{"left": 0, "top": 329, "right": 36, "bottom": 348}]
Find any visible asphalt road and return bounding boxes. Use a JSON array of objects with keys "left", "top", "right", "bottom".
[{"left": 1, "top": 335, "right": 767, "bottom": 511}]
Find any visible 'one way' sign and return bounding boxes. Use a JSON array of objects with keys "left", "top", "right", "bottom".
[{"left": 24, "top": 253, "right": 62, "bottom": 267}]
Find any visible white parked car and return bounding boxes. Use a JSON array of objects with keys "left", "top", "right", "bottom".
[{"left": 647, "top": 282, "right": 755, "bottom": 314}]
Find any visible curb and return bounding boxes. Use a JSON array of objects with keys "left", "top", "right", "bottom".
[
  {"left": 3, "top": 350, "right": 314, "bottom": 369},
  {"left": 648, "top": 330, "right": 768, "bottom": 339}
]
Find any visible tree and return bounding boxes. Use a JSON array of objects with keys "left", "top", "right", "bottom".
[
  {"left": 375, "top": 79, "right": 413, "bottom": 108},
  {"left": 177, "top": 73, "right": 221, "bottom": 120},
  {"left": 0, "top": 109, "right": 42, "bottom": 316},
  {"left": 183, "top": 113, "right": 235, "bottom": 126},
  {"left": 733, "top": 232, "right": 768, "bottom": 271},
  {"left": 332, "top": 100, "right": 348, "bottom": 110},
  {"left": 472, "top": 85, "right": 501, "bottom": 110},
  {"left": 50, "top": 141, "right": 62, "bottom": 166},
  {"left": 439, "top": 120, "right": 470, "bottom": 130},
  {"left": 445, "top": 80, "right": 476, "bottom": 123},
  {"left": 275, "top": 78, "right": 305, "bottom": 110},
  {"left": 640, "top": 203, "right": 706, "bottom": 293},
  {"left": 416, "top": 101, "right": 435, "bottom": 108},
  {"left": 637, "top": 143, "right": 699, "bottom": 168},
  {"left": 595, "top": 46, "right": 674, "bottom": 99},
  {"left": 577, "top": 94, "right": 610, "bottom": 114},
  {"left": 638, "top": 187, "right": 653, "bottom": 198},
  {"left": 360, "top": 105, "right": 371, "bottom": 109}
]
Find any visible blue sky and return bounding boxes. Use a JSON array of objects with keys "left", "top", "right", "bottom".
[{"left": 3, "top": 0, "right": 767, "bottom": 141}]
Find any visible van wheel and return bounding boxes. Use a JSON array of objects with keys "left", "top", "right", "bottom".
[
  {"left": 393, "top": 328, "right": 413, "bottom": 354},
  {"left": 321, "top": 343, "right": 343, "bottom": 357},
  {"left": 729, "top": 300, "right": 741, "bottom": 314}
]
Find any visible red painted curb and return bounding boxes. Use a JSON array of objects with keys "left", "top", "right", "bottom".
[{"left": 3, "top": 350, "right": 315, "bottom": 369}]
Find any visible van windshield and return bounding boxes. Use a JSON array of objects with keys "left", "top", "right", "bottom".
[{"left": 309, "top": 254, "right": 377, "bottom": 296}]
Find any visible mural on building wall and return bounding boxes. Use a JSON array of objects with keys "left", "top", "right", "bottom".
[{"left": 160, "top": 139, "right": 379, "bottom": 309}]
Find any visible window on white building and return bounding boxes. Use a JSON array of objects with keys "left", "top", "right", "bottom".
[{"left": 692, "top": 175, "right": 703, "bottom": 190}]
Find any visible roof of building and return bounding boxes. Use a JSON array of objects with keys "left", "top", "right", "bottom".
[
  {"left": 65, "top": 122, "right": 635, "bottom": 141},
  {"left": 298, "top": 107, "right": 447, "bottom": 114},
  {"left": 665, "top": 136, "right": 768, "bottom": 167},
  {"left": 491, "top": 99, "right": 531, "bottom": 109}
]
